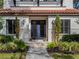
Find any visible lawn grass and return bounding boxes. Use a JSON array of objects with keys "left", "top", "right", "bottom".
[
  {"left": 0, "top": 53, "right": 22, "bottom": 59},
  {"left": 52, "top": 53, "right": 79, "bottom": 59}
]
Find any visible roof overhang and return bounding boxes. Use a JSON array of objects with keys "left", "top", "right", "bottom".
[{"left": 0, "top": 8, "right": 79, "bottom": 16}]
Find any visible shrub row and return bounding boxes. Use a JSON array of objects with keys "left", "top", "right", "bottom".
[
  {"left": 61, "top": 34, "right": 79, "bottom": 42},
  {"left": 0, "top": 35, "right": 14, "bottom": 43},
  {"left": 0, "top": 35, "right": 28, "bottom": 52},
  {"left": 47, "top": 42, "right": 79, "bottom": 54}
]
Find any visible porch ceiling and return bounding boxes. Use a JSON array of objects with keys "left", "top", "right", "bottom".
[{"left": 0, "top": 8, "right": 79, "bottom": 16}]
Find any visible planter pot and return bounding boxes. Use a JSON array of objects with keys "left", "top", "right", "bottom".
[
  {"left": 47, "top": 48, "right": 54, "bottom": 54},
  {"left": 53, "top": 47, "right": 60, "bottom": 52},
  {"left": 47, "top": 47, "right": 61, "bottom": 54}
]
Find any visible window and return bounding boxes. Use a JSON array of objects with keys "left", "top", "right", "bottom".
[
  {"left": 42, "top": 0, "right": 57, "bottom": 2},
  {"left": 73, "top": 0, "right": 79, "bottom": 9},
  {"left": 19, "top": 0, "right": 60, "bottom": 7},
  {"left": 61, "top": 20, "right": 70, "bottom": 34},
  {"left": 20, "top": 0, "right": 33, "bottom": 1},
  {"left": 6, "top": 20, "right": 16, "bottom": 34}
]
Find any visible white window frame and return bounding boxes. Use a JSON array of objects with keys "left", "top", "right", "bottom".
[
  {"left": 6, "top": 19, "right": 16, "bottom": 35},
  {"left": 61, "top": 19, "right": 70, "bottom": 34}
]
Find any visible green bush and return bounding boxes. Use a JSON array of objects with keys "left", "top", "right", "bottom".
[
  {"left": 0, "top": 35, "right": 14, "bottom": 43},
  {"left": 14, "top": 39, "right": 27, "bottom": 51},
  {"left": 0, "top": 35, "right": 27, "bottom": 51},
  {"left": 59, "top": 42, "right": 69, "bottom": 51},
  {"left": 0, "top": 44, "right": 15, "bottom": 51},
  {"left": 0, "top": 44, "right": 4, "bottom": 50},
  {"left": 47, "top": 42, "right": 57, "bottom": 49},
  {"left": 61, "top": 34, "right": 79, "bottom": 42},
  {"left": 59, "top": 42, "right": 79, "bottom": 52},
  {"left": 6, "top": 42, "right": 17, "bottom": 50},
  {"left": 70, "top": 42, "right": 79, "bottom": 52},
  {"left": 0, "top": 44, "right": 8, "bottom": 51},
  {"left": 47, "top": 42, "right": 79, "bottom": 53}
]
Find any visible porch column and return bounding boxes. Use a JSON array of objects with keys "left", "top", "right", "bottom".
[
  {"left": 48, "top": 16, "right": 54, "bottom": 42},
  {"left": 19, "top": 16, "right": 31, "bottom": 42}
]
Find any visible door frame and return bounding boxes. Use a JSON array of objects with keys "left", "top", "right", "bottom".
[{"left": 29, "top": 16, "right": 48, "bottom": 41}]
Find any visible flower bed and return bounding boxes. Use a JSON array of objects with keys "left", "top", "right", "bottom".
[
  {"left": 47, "top": 42, "right": 79, "bottom": 54},
  {"left": 0, "top": 35, "right": 29, "bottom": 53}
]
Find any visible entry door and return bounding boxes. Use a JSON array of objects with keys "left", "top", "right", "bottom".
[{"left": 31, "top": 20, "right": 46, "bottom": 39}]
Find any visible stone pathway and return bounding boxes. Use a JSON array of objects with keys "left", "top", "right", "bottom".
[{"left": 26, "top": 41, "right": 53, "bottom": 59}]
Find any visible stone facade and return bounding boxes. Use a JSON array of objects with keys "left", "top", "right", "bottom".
[{"left": 0, "top": 15, "right": 79, "bottom": 42}]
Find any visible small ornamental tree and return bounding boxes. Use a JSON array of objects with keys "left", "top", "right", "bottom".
[
  {"left": 54, "top": 15, "right": 61, "bottom": 43},
  {"left": 15, "top": 16, "right": 19, "bottom": 39}
]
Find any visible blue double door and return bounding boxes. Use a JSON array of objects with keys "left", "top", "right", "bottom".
[{"left": 31, "top": 20, "right": 46, "bottom": 39}]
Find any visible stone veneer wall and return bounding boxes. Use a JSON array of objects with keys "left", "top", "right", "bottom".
[
  {"left": 0, "top": 16, "right": 31, "bottom": 42},
  {"left": 48, "top": 16, "right": 79, "bottom": 42},
  {"left": 0, "top": 16, "right": 79, "bottom": 42}
]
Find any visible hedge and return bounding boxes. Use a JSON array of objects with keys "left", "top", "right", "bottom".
[{"left": 61, "top": 34, "right": 79, "bottom": 42}]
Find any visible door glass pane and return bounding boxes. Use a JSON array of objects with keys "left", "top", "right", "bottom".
[
  {"left": 37, "top": 24, "right": 40, "bottom": 38},
  {"left": 31, "top": 20, "right": 46, "bottom": 39},
  {"left": 31, "top": 21, "right": 37, "bottom": 39}
]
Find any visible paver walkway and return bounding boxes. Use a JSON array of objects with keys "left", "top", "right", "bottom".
[{"left": 26, "top": 41, "right": 53, "bottom": 59}]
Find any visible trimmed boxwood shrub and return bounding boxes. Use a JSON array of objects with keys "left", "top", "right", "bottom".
[
  {"left": 61, "top": 34, "right": 79, "bottom": 42},
  {"left": 47, "top": 42, "right": 60, "bottom": 52},
  {"left": 14, "top": 39, "right": 27, "bottom": 51},
  {"left": 47, "top": 42, "right": 57, "bottom": 49},
  {"left": 0, "top": 35, "right": 14, "bottom": 43}
]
